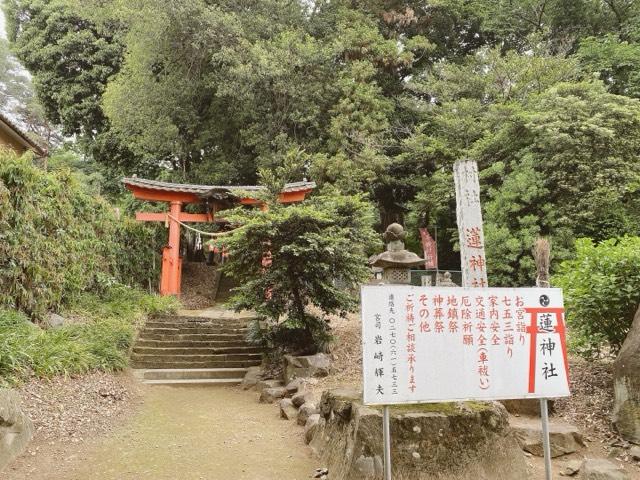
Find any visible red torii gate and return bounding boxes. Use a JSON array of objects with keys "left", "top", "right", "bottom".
[{"left": 122, "top": 177, "right": 315, "bottom": 296}]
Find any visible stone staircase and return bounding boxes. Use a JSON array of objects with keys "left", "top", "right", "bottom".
[{"left": 132, "top": 315, "right": 262, "bottom": 385}]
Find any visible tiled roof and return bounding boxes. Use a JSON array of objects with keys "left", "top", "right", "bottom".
[
  {"left": 0, "top": 112, "right": 47, "bottom": 156},
  {"left": 122, "top": 177, "right": 316, "bottom": 197}
]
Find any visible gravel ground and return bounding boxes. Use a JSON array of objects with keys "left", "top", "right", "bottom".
[
  {"left": 17, "top": 371, "right": 141, "bottom": 443},
  {"left": 8, "top": 385, "right": 315, "bottom": 480},
  {"left": 555, "top": 357, "right": 615, "bottom": 439}
]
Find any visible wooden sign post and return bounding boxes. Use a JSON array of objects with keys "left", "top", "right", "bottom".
[{"left": 453, "top": 159, "right": 488, "bottom": 288}]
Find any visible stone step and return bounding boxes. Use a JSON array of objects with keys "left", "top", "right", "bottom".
[
  {"left": 141, "top": 378, "right": 245, "bottom": 385},
  {"left": 144, "top": 321, "right": 249, "bottom": 329},
  {"left": 151, "top": 315, "right": 252, "bottom": 324},
  {"left": 137, "top": 333, "right": 247, "bottom": 342},
  {"left": 131, "top": 352, "right": 262, "bottom": 362},
  {"left": 138, "top": 367, "right": 248, "bottom": 381},
  {"left": 132, "top": 346, "right": 263, "bottom": 355},
  {"left": 135, "top": 339, "right": 252, "bottom": 348},
  {"left": 132, "top": 359, "right": 262, "bottom": 369},
  {"left": 140, "top": 327, "right": 247, "bottom": 335}
]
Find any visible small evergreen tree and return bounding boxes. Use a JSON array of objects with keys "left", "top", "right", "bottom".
[{"left": 221, "top": 188, "right": 378, "bottom": 354}]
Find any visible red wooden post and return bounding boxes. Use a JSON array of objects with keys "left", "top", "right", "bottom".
[{"left": 160, "top": 201, "right": 183, "bottom": 296}]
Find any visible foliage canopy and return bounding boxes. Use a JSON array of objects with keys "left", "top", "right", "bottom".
[
  {"left": 4, "top": 0, "right": 640, "bottom": 284},
  {"left": 0, "top": 149, "right": 161, "bottom": 319}
]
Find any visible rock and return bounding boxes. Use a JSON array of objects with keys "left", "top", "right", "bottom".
[
  {"left": 580, "top": 458, "right": 630, "bottom": 480},
  {"left": 0, "top": 389, "right": 34, "bottom": 470},
  {"left": 613, "top": 304, "right": 640, "bottom": 443},
  {"left": 280, "top": 398, "right": 298, "bottom": 420},
  {"left": 298, "top": 403, "right": 319, "bottom": 426},
  {"left": 259, "top": 387, "right": 287, "bottom": 404},
  {"left": 313, "top": 467, "right": 329, "bottom": 478},
  {"left": 45, "top": 312, "right": 66, "bottom": 329},
  {"left": 629, "top": 446, "right": 640, "bottom": 461},
  {"left": 560, "top": 459, "right": 583, "bottom": 476},
  {"left": 241, "top": 366, "right": 262, "bottom": 390},
  {"left": 318, "top": 388, "right": 361, "bottom": 421},
  {"left": 311, "top": 389, "right": 528, "bottom": 480},
  {"left": 500, "top": 399, "right": 554, "bottom": 416},
  {"left": 286, "top": 378, "right": 304, "bottom": 395},
  {"left": 292, "top": 390, "right": 313, "bottom": 408},
  {"left": 511, "top": 417, "right": 584, "bottom": 457},
  {"left": 353, "top": 455, "right": 375, "bottom": 477},
  {"left": 283, "top": 353, "right": 332, "bottom": 383},
  {"left": 305, "top": 414, "right": 321, "bottom": 444},
  {"left": 256, "top": 379, "right": 283, "bottom": 392}
]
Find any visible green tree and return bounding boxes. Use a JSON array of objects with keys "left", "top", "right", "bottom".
[
  {"left": 221, "top": 189, "right": 378, "bottom": 353},
  {"left": 577, "top": 35, "right": 640, "bottom": 98}
]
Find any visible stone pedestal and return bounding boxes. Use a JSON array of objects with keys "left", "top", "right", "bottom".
[
  {"left": 309, "top": 389, "right": 528, "bottom": 480},
  {"left": 613, "top": 304, "right": 640, "bottom": 443},
  {"left": 0, "top": 389, "right": 33, "bottom": 471}
]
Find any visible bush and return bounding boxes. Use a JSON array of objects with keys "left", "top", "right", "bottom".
[
  {"left": 0, "top": 286, "right": 177, "bottom": 385},
  {"left": 553, "top": 237, "right": 640, "bottom": 356},
  {"left": 0, "top": 150, "right": 160, "bottom": 318},
  {"left": 222, "top": 189, "right": 378, "bottom": 354}
]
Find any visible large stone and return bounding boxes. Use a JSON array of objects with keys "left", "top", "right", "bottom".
[
  {"left": 318, "top": 388, "right": 360, "bottom": 420},
  {"left": 280, "top": 398, "right": 298, "bottom": 420},
  {"left": 580, "top": 459, "right": 630, "bottom": 480},
  {"left": 259, "top": 387, "right": 287, "bottom": 404},
  {"left": 305, "top": 414, "right": 321, "bottom": 444},
  {"left": 613, "top": 304, "right": 640, "bottom": 443},
  {"left": 283, "top": 353, "right": 332, "bottom": 383},
  {"left": 45, "top": 312, "right": 66, "bottom": 329},
  {"left": 285, "top": 378, "right": 305, "bottom": 395},
  {"left": 292, "top": 390, "right": 313, "bottom": 408},
  {"left": 0, "top": 389, "right": 34, "bottom": 471},
  {"left": 256, "top": 379, "right": 283, "bottom": 391},
  {"left": 500, "top": 399, "right": 554, "bottom": 417},
  {"left": 310, "top": 388, "right": 528, "bottom": 480},
  {"left": 511, "top": 417, "right": 584, "bottom": 458},
  {"left": 241, "top": 366, "right": 262, "bottom": 390},
  {"left": 298, "top": 402, "right": 319, "bottom": 426},
  {"left": 560, "top": 459, "right": 583, "bottom": 477}
]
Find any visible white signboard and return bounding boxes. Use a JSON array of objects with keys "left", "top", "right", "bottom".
[
  {"left": 454, "top": 160, "right": 488, "bottom": 288},
  {"left": 361, "top": 285, "right": 570, "bottom": 405}
]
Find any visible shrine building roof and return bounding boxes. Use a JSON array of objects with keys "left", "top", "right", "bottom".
[
  {"left": 122, "top": 177, "right": 316, "bottom": 203},
  {"left": 0, "top": 112, "right": 47, "bottom": 157}
]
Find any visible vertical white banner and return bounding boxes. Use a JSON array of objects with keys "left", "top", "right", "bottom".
[{"left": 453, "top": 160, "right": 488, "bottom": 288}]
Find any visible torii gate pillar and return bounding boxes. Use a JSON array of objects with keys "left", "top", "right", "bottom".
[{"left": 161, "top": 201, "right": 183, "bottom": 296}]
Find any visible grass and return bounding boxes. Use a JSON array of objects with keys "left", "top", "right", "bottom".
[{"left": 0, "top": 285, "right": 179, "bottom": 386}]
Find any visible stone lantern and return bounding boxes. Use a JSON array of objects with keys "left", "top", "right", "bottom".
[{"left": 369, "top": 223, "right": 425, "bottom": 285}]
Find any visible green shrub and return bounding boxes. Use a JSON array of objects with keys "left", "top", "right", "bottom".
[
  {"left": 0, "top": 150, "right": 160, "bottom": 319},
  {"left": 0, "top": 286, "right": 178, "bottom": 385},
  {"left": 553, "top": 237, "right": 640, "bottom": 356}
]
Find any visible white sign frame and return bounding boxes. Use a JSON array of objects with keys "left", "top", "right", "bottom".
[{"left": 361, "top": 285, "right": 570, "bottom": 406}]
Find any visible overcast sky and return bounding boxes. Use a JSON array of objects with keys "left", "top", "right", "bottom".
[{"left": 0, "top": 2, "right": 6, "bottom": 40}]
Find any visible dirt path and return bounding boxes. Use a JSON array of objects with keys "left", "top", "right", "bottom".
[{"left": 7, "top": 385, "right": 316, "bottom": 480}]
